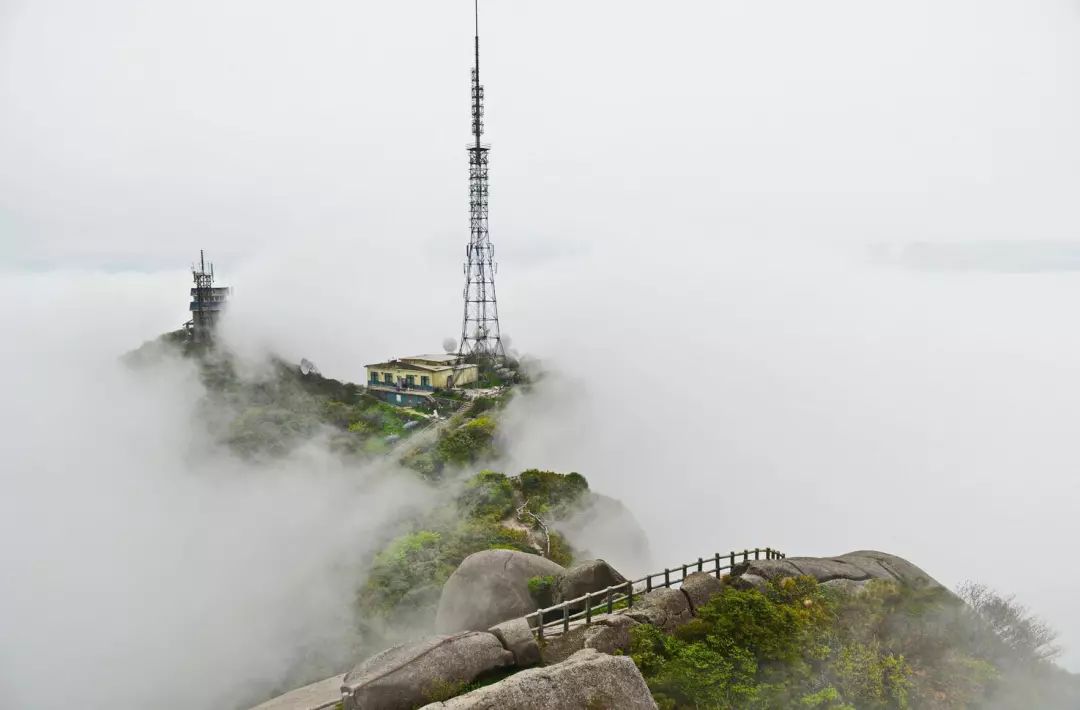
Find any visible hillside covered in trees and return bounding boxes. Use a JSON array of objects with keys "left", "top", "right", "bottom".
[
  {"left": 627, "top": 575, "right": 1080, "bottom": 709},
  {"left": 126, "top": 334, "right": 1080, "bottom": 710}
]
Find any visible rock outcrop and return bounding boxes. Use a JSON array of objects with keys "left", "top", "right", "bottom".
[
  {"left": 341, "top": 632, "right": 513, "bottom": 710},
  {"left": 625, "top": 588, "right": 692, "bottom": 632},
  {"left": 489, "top": 618, "right": 541, "bottom": 667},
  {"left": 679, "top": 571, "right": 724, "bottom": 612},
  {"left": 731, "top": 550, "right": 943, "bottom": 593},
  {"left": 435, "top": 550, "right": 566, "bottom": 633},
  {"left": 419, "top": 648, "right": 658, "bottom": 710},
  {"left": 539, "top": 612, "right": 641, "bottom": 665},
  {"left": 248, "top": 673, "right": 344, "bottom": 710},
  {"left": 255, "top": 548, "right": 948, "bottom": 710},
  {"left": 553, "top": 559, "right": 628, "bottom": 609}
]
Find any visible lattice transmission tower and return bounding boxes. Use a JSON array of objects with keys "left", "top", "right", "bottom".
[
  {"left": 187, "top": 250, "right": 230, "bottom": 343},
  {"left": 457, "top": 0, "right": 505, "bottom": 364}
]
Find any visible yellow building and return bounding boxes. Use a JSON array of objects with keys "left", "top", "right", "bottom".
[{"left": 365, "top": 354, "right": 479, "bottom": 405}]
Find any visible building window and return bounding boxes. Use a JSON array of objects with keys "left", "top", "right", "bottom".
[
  {"left": 421, "top": 376, "right": 430, "bottom": 388},
  {"left": 370, "top": 371, "right": 379, "bottom": 383},
  {"left": 406, "top": 375, "right": 415, "bottom": 387},
  {"left": 384, "top": 372, "right": 393, "bottom": 384}
]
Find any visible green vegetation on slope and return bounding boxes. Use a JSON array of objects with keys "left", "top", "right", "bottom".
[
  {"left": 126, "top": 333, "right": 446, "bottom": 460},
  {"left": 356, "top": 469, "right": 590, "bottom": 640},
  {"left": 214, "top": 361, "right": 431, "bottom": 459},
  {"left": 629, "top": 577, "right": 1080, "bottom": 710},
  {"left": 435, "top": 416, "right": 498, "bottom": 465},
  {"left": 399, "top": 390, "right": 517, "bottom": 480}
]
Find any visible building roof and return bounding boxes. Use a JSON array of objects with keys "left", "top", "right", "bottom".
[
  {"left": 403, "top": 354, "right": 460, "bottom": 364},
  {"left": 365, "top": 361, "right": 430, "bottom": 372},
  {"left": 365, "top": 357, "right": 478, "bottom": 373}
]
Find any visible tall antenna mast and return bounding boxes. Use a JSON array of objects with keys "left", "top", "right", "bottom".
[{"left": 458, "top": 0, "right": 505, "bottom": 365}]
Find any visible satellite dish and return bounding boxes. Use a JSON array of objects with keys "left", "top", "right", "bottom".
[
  {"left": 442, "top": 337, "right": 457, "bottom": 353},
  {"left": 299, "top": 358, "right": 320, "bottom": 376}
]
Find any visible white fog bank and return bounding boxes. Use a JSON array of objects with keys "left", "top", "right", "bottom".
[{"left": 0, "top": 272, "right": 434, "bottom": 709}]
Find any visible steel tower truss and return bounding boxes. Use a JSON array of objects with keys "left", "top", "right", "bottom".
[{"left": 458, "top": 2, "right": 505, "bottom": 364}]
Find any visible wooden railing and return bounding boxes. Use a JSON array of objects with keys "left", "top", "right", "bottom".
[{"left": 529, "top": 547, "right": 786, "bottom": 641}]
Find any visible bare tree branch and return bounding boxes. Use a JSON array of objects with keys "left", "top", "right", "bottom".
[{"left": 516, "top": 497, "right": 551, "bottom": 558}]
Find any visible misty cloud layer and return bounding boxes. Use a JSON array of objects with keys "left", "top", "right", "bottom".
[
  {"left": 0, "top": 273, "right": 440, "bottom": 708},
  {"left": 4, "top": 1, "right": 1080, "bottom": 707}
]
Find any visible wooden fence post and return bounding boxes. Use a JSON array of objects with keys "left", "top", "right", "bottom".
[
  {"left": 646, "top": 574, "right": 652, "bottom": 593},
  {"left": 607, "top": 586, "right": 614, "bottom": 614},
  {"left": 714, "top": 553, "right": 721, "bottom": 578},
  {"left": 585, "top": 592, "right": 592, "bottom": 624},
  {"left": 562, "top": 604, "right": 569, "bottom": 633},
  {"left": 664, "top": 568, "right": 670, "bottom": 587},
  {"left": 755, "top": 548, "right": 760, "bottom": 561},
  {"left": 697, "top": 557, "right": 703, "bottom": 572},
  {"left": 626, "top": 580, "right": 634, "bottom": 608},
  {"left": 537, "top": 612, "right": 544, "bottom": 642}
]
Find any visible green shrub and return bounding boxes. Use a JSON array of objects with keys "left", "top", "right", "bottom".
[
  {"left": 400, "top": 448, "right": 441, "bottom": 479},
  {"left": 469, "top": 396, "right": 497, "bottom": 417},
  {"left": 363, "top": 438, "right": 389, "bottom": 455},
  {"left": 423, "top": 678, "right": 469, "bottom": 703},
  {"left": 830, "top": 642, "right": 911, "bottom": 709},
  {"left": 436, "top": 416, "right": 496, "bottom": 464},
  {"left": 630, "top": 577, "right": 916, "bottom": 710},
  {"left": 439, "top": 520, "right": 534, "bottom": 565},
  {"left": 347, "top": 419, "right": 373, "bottom": 434},
  {"left": 321, "top": 400, "right": 356, "bottom": 428},
  {"left": 516, "top": 469, "right": 589, "bottom": 516},
  {"left": 358, "top": 521, "right": 535, "bottom": 620},
  {"left": 224, "top": 405, "right": 321, "bottom": 457},
  {"left": 627, "top": 576, "right": 1078, "bottom": 710},
  {"left": 359, "top": 531, "right": 444, "bottom": 613},
  {"left": 456, "top": 471, "right": 516, "bottom": 520},
  {"left": 528, "top": 575, "right": 557, "bottom": 607},
  {"left": 546, "top": 530, "right": 574, "bottom": 567}
]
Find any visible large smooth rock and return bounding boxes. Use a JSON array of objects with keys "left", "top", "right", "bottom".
[
  {"left": 730, "top": 573, "right": 768, "bottom": 592},
  {"left": 489, "top": 618, "right": 541, "bottom": 667},
  {"left": 837, "top": 550, "right": 944, "bottom": 591},
  {"left": 435, "top": 550, "right": 566, "bottom": 633},
  {"left": 341, "top": 631, "right": 513, "bottom": 710},
  {"left": 820, "top": 578, "right": 870, "bottom": 595},
  {"left": 680, "top": 571, "right": 724, "bottom": 612},
  {"left": 537, "top": 622, "right": 590, "bottom": 666},
  {"left": 731, "top": 550, "right": 943, "bottom": 592},
  {"left": 730, "top": 559, "right": 803, "bottom": 581},
  {"left": 419, "top": 648, "right": 659, "bottom": 710},
  {"left": 554, "top": 559, "right": 628, "bottom": 609},
  {"left": 625, "top": 588, "right": 692, "bottom": 632},
  {"left": 584, "top": 614, "right": 639, "bottom": 656}
]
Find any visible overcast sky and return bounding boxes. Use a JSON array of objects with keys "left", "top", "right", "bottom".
[{"left": 4, "top": 1, "right": 1080, "bottom": 705}]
